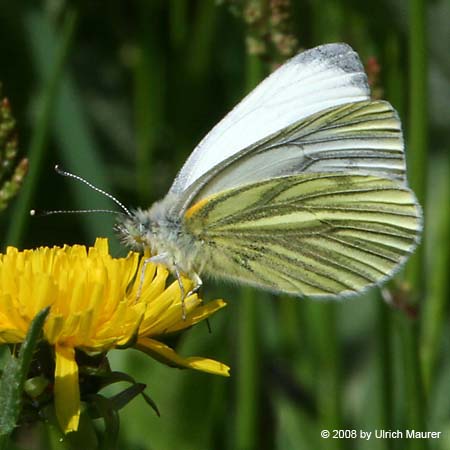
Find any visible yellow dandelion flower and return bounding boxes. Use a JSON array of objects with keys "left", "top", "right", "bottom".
[{"left": 0, "top": 238, "right": 229, "bottom": 433}]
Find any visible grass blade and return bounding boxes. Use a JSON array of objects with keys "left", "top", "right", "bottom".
[{"left": 5, "top": 10, "right": 77, "bottom": 247}]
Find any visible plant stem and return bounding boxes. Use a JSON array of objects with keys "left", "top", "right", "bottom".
[
  {"left": 309, "top": 302, "right": 342, "bottom": 450},
  {"left": 406, "top": 0, "right": 427, "bottom": 287},
  {"left": 375, "top": 298, "right": 394, "bottom": 450},
  {"left": 420, "top": 155, "right": 450, "bottom": 392},
  {"left": 402, "top": 0, "right": 428, "bottom": 448},
  {"left": 236, "top": 287, "right": 260, "bottom": 450},
  {"left": 186, "top": 1, "right": 217, "bottom": 80},
  {"left": 235, "top": 49, "right": 264, "bottom": 450},
  {"left": 169, "top": 0, "right": 188, "bottom": 50},
  {"left": 134, "top": 0, "right": 165, "bottom": 205}
]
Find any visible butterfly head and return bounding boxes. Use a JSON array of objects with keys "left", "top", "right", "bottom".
[{"left": 115, "top": 207, "right": 158, "bottom": 253}]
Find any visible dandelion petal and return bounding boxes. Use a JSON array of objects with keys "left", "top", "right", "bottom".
[
  {"left": 54, "top": 345, "right": 80, "bottom": 433},
  {"left": 136, "top": 337, "right": 230, "bottom": 377}
]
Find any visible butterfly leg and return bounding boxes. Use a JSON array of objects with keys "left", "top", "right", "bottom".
[
  {"left": 186, "top": 272, "right": 209, "bottom": 331},
  {"left": 186, "top": 272, "right": 203, "bottom": 297},
  {"left": 174, "top": 269, "right": 203, "bottom": 320},
  {"left": 173, "top": 266, "right": 188, "bottom": 320},
  {"left": 137, "top": 253, "right": 169, "bottom": 299},
  {"left": 137, "top": 253, "right": 201, "bottom": 320}
]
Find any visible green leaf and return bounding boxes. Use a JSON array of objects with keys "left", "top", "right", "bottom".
[
  {"left": 0, "top": 307, "right": 50, "bottom": 448},
  {"left": 108, "top": 383, "right": 146, "bottom": 412},
  {"left": 87, "top": 395, "right": 119, "bottom": 450},
  {"left": 82, "top": 369, "right": 137, "bottom": 388},
  {"left": 109, "top": 383, "right": 160, "bottom": 417},
  {"left": 85, "top": 370, "right": 160, "bottom": 417}
]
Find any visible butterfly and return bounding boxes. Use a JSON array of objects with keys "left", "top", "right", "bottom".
[{"left": 115, "top": 43, "right": 422, "bottom": 299}]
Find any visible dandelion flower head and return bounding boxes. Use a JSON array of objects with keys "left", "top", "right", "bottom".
[{"left": 0, "top": 238, "right": 228, "bottom": 433}]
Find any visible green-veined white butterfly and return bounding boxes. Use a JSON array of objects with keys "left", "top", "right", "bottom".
[{"left": 115, "top": 43, "right": 422, "bottom": 298}]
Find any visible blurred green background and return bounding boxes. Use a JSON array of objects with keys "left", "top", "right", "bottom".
[{"left": 0, "top": 0, "right": 449, "bottom": 449}]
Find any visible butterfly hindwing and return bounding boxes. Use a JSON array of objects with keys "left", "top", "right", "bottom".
[{"left": 184, "top": 173, "right": 421, "bottom": 297}]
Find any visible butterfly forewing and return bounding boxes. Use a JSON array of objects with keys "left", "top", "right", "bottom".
[
  {"left": 184, "top": 173, "right": 421, "bottom": 297},
  {"left": 182, "top": 100, "right": 406, "bottom": 206},
  {"left": 170, "top": 43, "right": 370, "bottom": 193}
]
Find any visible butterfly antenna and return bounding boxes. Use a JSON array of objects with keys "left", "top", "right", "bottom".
[
  {"left": 54, "top": 165, "right": 132, "bottom": 216},
  {"left": 30, "top": 208, "right": 127, "bottom": 217}
]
